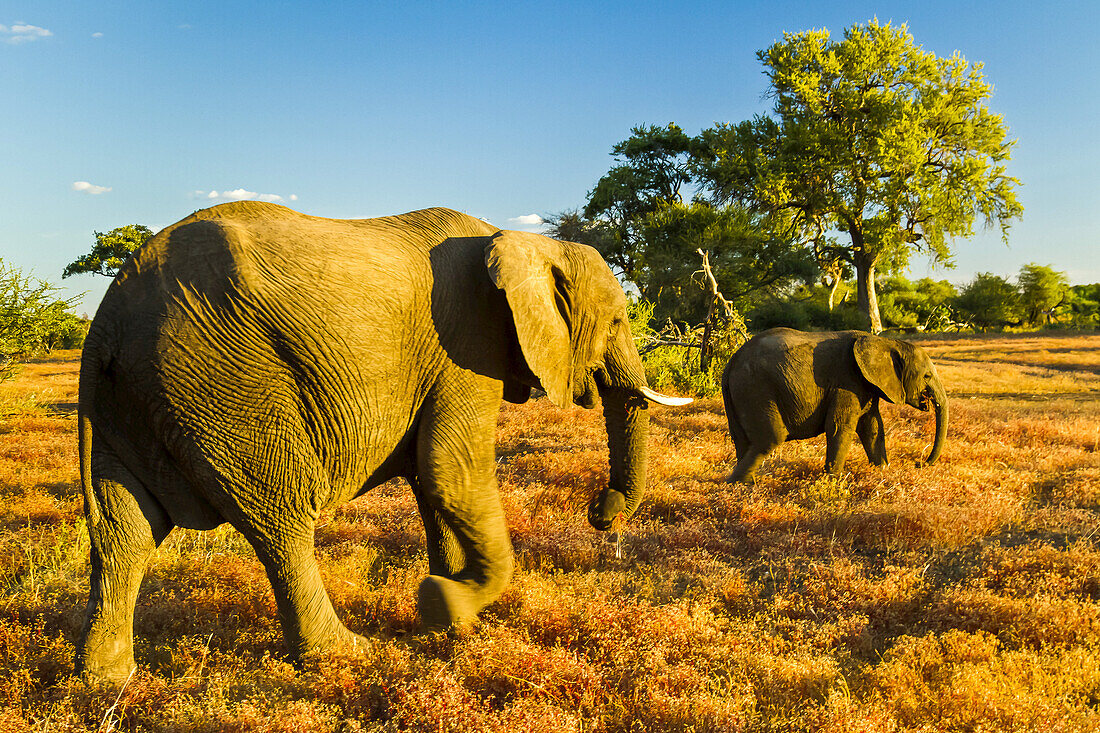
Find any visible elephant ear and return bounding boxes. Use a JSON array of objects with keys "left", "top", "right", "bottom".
[
  {"left": 853, "top": 335, "right": 906, "bottom": 405},
  {"left": 485, "top": 231, "right": 573, "bottom": 409}
]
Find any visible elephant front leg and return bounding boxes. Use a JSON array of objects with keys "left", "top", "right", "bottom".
[
  {"left": 856, "top": 402, "right": 889, "bottom": 467},
  {"left": 409, "top": 477, "right": 465, "bottom": 578},
  {"left": 823, "top": 391, "right": 861, "bottom": 475},
  {"left": 414, "top": 385, "right": 514, "bottom": 630}
]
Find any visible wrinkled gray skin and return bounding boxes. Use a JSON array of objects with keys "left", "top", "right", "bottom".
[
  {"left": 76, "top": 202, "right": 687, "bottom": 683},
  {"left": 722, "top": 328, "right": 948, "bottom": 482}
]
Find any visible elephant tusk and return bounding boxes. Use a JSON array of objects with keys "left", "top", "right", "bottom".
[{"left": 639, "top": 386, "right": 693, "bottom": 406}]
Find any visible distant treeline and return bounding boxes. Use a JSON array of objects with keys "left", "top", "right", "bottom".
[{"left": 747, "top": 264, "right": 1098, "bottom": 335}]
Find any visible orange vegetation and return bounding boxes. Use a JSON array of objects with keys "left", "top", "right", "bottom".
[{"left": 0, "top": 334, "right": 1098, "bottom": 731}]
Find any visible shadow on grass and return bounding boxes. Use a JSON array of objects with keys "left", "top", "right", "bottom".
[{"left": 950, "top": 391, "right": 1098, "bottom": 401}]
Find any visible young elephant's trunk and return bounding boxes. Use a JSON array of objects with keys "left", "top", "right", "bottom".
[
  {"left": 925, "top": 380, "right": 949, "bottom": 466},
  {"left": 587, "top": 387, "right": 649, "bottom": 531}
]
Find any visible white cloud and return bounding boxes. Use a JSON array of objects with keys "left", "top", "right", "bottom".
[
  {"left": 507, "top": 214, "right": 547, "bottom": 232},
  {"left": 1, "top": 22, "right": 53, "bottom": 44},
  {"left": 72, "top": 181, "right": 111, "bottom": 195},
  {"left": 192, "top": 188, "right": 298, "bottom": 204},
  {"left": 508, "top": 214, "right": 545, "bottom": 226},
  {"left": 91, "top": 32, "right": 103, "bottom": 38},
  {"left": 222, "top": 188, "right": 258, "bottom": 200}
]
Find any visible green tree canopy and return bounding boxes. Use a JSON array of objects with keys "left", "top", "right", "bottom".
[
  {"left": 953, "top": 272, "right": 1021, "bottom": 331},
  {"left": 1064, "top": 284, "right": 1100, "bottom": 329},
  {"left": 0, "top": 261, "right": 84, "bottom": 379},
  {"left": 63, "top": 224, "right": 152, "bottom": 278},
  {"left": 568, "top": 124, "right": 815, "bottom": 326},
  {"left": 581, "top": 124, "right": 698, "bottom": 281},
  {"left": 879, "top": 276, "right": 958, "bottom": 331},
  {"left": 1017, "top": 263, "right": 1067, "bottom": 326},
  {"left": 696, "top": 19, "right": 1023, "bottom": 333},
  {"left": 636, "top": 202, "right": 815, "bottom": 324}
]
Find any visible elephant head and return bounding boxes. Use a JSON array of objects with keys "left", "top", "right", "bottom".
[
  {"left": 486, "top": 231, "right": 689, "bottom": 531},
  {"left": 853, "top": 335, "right": 948, "bottom": 465}
]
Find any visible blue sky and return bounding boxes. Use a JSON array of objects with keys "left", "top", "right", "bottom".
[{"left": 3, "top": 1, "right": 1098, "bottom": 313}]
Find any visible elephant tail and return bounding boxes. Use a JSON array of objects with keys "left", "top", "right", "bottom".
[{"left": 78, "top": 341, "right": 104, "bottom": 527}]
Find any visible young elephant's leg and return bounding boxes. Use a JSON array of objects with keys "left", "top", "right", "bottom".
[
  {"left": 824, "top": 391, "right": 862, "bottom": 475},
  {"left": 856, "top": 402, "right": 889, "bottom": 467},
  {"left": 414, "top": 384, "right": 513, "bottom": 630},
  {"left": 77, "top": 449, "right": 173, "bottom": 684},
  {"left": 728, "top": 403, "right": 785, "bottom": 484}
]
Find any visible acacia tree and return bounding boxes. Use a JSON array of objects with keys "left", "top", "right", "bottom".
[
  {"left": 581, "top": 123, "right": 698, "bottom": 282},
  {"left": 0, "top": 261, "right": 84, "bottom": 379},
  {"left": 698, "top": 19, "right": 1023, "bottom": 332},
  {"left": 569, "top": 124, "right": 814, "bottom": 325},
  {"left": 63, "top": 224, "right": 152, "bottom": 279}
]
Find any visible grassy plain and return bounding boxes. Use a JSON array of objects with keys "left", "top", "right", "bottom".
[{"left": 0, "top": 333, "right": 1098, "bottom": 731}]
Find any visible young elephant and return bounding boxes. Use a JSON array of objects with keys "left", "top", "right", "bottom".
[{"left": 721, "top": 328, "right": 948, "bottom": 482}]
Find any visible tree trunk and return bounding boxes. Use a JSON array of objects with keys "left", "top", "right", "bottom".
[
  {"left": 826, "top": 275, "right": 841, "bottom": 312},
  {"left": 850, "top": 228, "right": 883, "bottom": 334}
]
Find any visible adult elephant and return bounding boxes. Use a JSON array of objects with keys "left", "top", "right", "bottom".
[
  {"left": 76, "top": 201, "right": 689, "bottom": 683},
  {"left": 722, "top": 328, "right": 947, "bottom": 482}
]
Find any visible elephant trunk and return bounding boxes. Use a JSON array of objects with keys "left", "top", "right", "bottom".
[
  {"left": 587, "top": 386, "right": 649, "bottom": 531},
  {"left": 925, "top": 379, "right": 949, "bottom": 466}
]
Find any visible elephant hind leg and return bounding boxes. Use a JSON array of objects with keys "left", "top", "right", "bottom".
[
  {"left": 727, "top": 403, "right": 785, "bottom": 484},
  {"left": 242, "top": 522, "right": 362, "bottom": 658},
  {"left": 824, "top": 391, "right": 862, "bottom": 475},
  {"left": 728, "top": 443, "right": 778, "bottom": 484},
  {"left": 77, "top": 449, "right": 173, "bottom": 684}
]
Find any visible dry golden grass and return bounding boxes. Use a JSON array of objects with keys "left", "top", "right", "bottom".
[{"left": 1, "top": 335, "right": 1098, "bottom": 731}]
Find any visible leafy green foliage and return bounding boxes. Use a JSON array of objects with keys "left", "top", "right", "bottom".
[
  {"left": 879, "top": 276, "right": 958, "bottom": 331},
  {"left": 627, "top": 298, "right": 742, "bottom": 397},
  {"left": 573, "top": 125, "right": 814, "bottom": 326},
  {"left": 1017, "top": 263, "right": 1068, "bottom": 327},
  {"left": 637, "top": 202, "right": 815, "bottom": 325},
  {"left": 1064, "top": 284, "right": 1100, "bottom": 329},
  {"left": 696, "top": 19, "right": 1023, "bottom": 333},
  {"left": 953, "top": 272, "right": 1022, "bottom": 331},
  {"left": 62, "top": 224, "right": 152, "bottom": 278},
  {"left": 746, "top": 297, "right": 865, "bottom": 332},
  {"left": 582, "top": 124, "right": 697, "bottom": 281},
  {"left": 0, "top": 261, "right": 85, "bottom": 380}
]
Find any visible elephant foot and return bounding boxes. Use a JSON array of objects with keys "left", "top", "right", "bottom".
[
  {"left": 288, "top": 619, "right": 367, "bottom": 661},
  {"left": 77, "top": 654, "right": 136, "bottom": 687},
  {"left": 329, "top": 625, "right": 369, "bottom": 652},
  {"left": 76, "top": 636, "right": 137, "bottom": 686},
  {"left": 417, "top": 575, "right": 479, "bottom": 631}
]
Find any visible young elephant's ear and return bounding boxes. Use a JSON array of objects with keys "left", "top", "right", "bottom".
[
  {"left": 853, "top": 335, "right": 906, "bottom": 404},
  {"left": 485, "top": 231, "right": 573, "bottom": 408}
]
